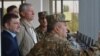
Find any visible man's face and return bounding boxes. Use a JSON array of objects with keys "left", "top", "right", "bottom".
[
  {"left": 23, "top": 6, "right": 34, "bottom": 21},
  {"left": 58, "top": 22, "right": 67, "bottom": 37},
  {"left": 6, "top": 18, "right": 20, "bottom": 33},
  {"left": 39, "top": 17, "right": 47, "bottom": 27},
  {"left": 61, "top": 22, "right": 67, "bottom": 37},
  {"left": 56, "top": 22, "right": 67, "bottom": 37}
]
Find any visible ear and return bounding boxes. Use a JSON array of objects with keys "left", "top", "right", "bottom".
[
  {"left": 5, "top": 23, "right": 9, "bottom": 29},
  {"left": 54, "top": 26, "right": 59, "bottom": 33}
]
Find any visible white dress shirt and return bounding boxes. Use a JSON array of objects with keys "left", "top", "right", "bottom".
[{"left": 29, "top": 28, "right": 37, "bottom": 43}]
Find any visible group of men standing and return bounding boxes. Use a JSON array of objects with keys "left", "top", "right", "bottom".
[{"left": 1, "top": 3, "right": 100, "bottom": 56}]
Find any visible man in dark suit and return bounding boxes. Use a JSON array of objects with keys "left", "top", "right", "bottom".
[{"left": 1, "top": 13, "right": 20, "bottom": 56}]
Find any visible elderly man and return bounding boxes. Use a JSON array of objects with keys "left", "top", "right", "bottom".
[
  {"left": 17, "top": 3, "right": 37, "bottom": 56},
  {"left": 35, "top": 11, "right": 48, "bottom": 41},
  {"left": 26, "top": 14, "right": 83, "bottom": 56}
]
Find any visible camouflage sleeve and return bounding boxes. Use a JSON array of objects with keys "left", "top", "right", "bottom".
[
  {"left": 59, "top": 39, "right": 87, "bottom": 56},
  {"left": 26, "top": 40, "right": 45, "bottom": 56},
  {"left": 27, "top": 38, "right": 81, "bottom": 56},
  {"left": 56, "top": 40, "right": 75, "bottom": 56}
]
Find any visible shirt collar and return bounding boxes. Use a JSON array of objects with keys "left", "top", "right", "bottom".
[
  {"left": 6, "top": 30, "right": 16, "bottom": 38},
  {"left": 23, "top": 19, "right": 33, "bottom": 28}
]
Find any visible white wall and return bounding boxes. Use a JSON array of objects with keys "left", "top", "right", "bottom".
[
  {"left": 79, "top": 0, "right": 100, "bottom": 41},
  {"left": 43, "top": 0, "right": 50, "bottom": 14},
  {"left": 26, "top": 0, "right": 50, "bottom": 28}
]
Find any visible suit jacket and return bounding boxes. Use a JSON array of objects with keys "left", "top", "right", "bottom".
[
  {"left": 1, "top": 30, "right": 20, "bottom": 56},
  {"left": 17, "top": 19, "right": 37, "bottom": 56}
]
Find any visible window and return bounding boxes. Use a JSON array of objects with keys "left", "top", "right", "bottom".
[
  {"left": 3, "top": 1, "right": 21, "bottom": 15},
  {"left": 53, "top": 1, "right": 61, "bottom": 13},
  {"left": 51, "top": 0, "right": 79, "bottom": 32},
  {"left": 0, "top": 0, "right": 24, "bottom": 17}
]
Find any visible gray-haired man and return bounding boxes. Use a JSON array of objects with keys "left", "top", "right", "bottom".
[{"left": 17, "top": 3, "right": 37, "bottom": 56}]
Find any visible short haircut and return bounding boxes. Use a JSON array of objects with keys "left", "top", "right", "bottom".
[
  {"left": 47, "top": 21, "right": 59, "bottom": 33},
  {"left": 38, "top": 11, "right": 47, "bottom": 18},
  {"left": 2, "top": 13, "right": 19, "bottom": 27},
  {"left": 46, "top": 15, "right": 59, "bottom": 32},
  {"left": 19, "top": 3, "right": 32, "bottom": 12},
  {"left": 7, "top": 5, "right": 17, "bottom": 13}
]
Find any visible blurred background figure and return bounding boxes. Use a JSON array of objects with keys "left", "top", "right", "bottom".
[
  {"left": 7, "top": 5, "right": 19, "bottom": 15},
  {"left": 1, "top": 5, "right": 19, "bottom": 31}
]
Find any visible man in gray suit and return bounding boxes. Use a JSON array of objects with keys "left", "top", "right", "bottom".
[{"left": 17, "top": 3, "right": 37, "bottom": 56}]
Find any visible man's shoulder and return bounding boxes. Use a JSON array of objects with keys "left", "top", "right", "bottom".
[
  {"left": 31, "top": 36, "right": 73, "bottom": 56},
  {"left": 1, "top": 30, "right": 11, "bottom": 37},
  {"left": 1, "top": 30, "right": 14, "bottom": 42},
  {"left": 27, "top": 33, "right": 76, "bottom": 56},
  {"left": 45, "top": 34, "right": 72, "bottom": 50},
  {"left": 45, "top": 33, "right": 68, "bottom": 42}
]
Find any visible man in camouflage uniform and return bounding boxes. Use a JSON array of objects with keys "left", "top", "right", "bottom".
[
  {"left": 35, "top": 11, "right": 48, "bottom": 41},
  {"left": 27, "top": 14, "right": 84, "bottom": 56}
]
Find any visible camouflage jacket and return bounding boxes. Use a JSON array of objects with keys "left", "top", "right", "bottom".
[
  {"left": 27, "top": 33, "right": 83, "bottom": 56},
  {"left": 35, "top": 26, "right": 47, "bottom": 41}
]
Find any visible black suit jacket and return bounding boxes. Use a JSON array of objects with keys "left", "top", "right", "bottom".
[{"left": 1, "top": 30, "right": 20, "bottom": 56}]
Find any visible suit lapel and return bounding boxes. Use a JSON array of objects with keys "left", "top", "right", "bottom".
[{"left": 21, "top": 20, "right": 37, "bottom": 44}]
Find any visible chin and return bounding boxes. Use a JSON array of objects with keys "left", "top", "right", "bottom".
[
  {"left": 15, "top": 30, "right": 20, "bottom": 33},
  {"left": 29, "top": 19, "right": 33, "bottom": 21}
]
